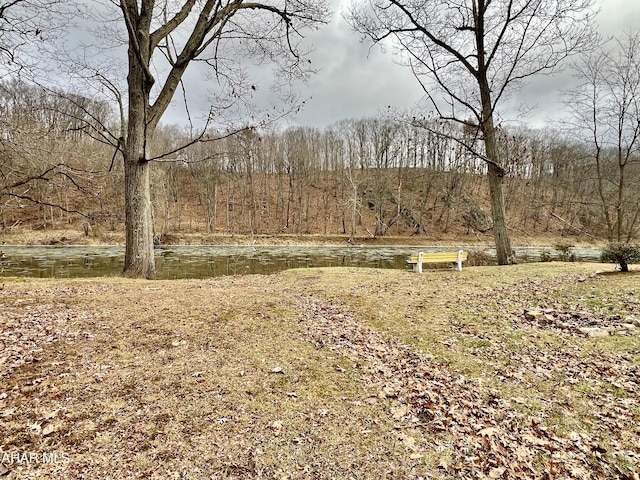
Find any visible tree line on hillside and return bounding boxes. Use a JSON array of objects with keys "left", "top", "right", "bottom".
[{"left": 1, "top": 78, "right": 639, "bottom": 242}]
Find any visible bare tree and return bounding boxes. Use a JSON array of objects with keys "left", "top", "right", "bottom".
[
  {"left": 0, "top": 1, "right": 96, "bottom": 228},
  {"left": 185, "top": 139, "right": 223, "bottom": 233},
  {"left": 0, "top": 0, "right": 67, "bottom": 72},
  {"left": 67, "top": 0, "right": 326, "bottom": 278},
  {"left": 0, "top": 79, "right": 113, "bottom": 229},
  {"left": 567, "top": 31, "right": 640, "bottom": 242},
  {"left": 348, "top": 0, "right": 595, "bottom": 264}
]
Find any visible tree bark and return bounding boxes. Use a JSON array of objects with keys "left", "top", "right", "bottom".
[
  {"left": 481, "top": 105, "right": 512, "bottom": 264},
  {"left": 487, "top": 163, "right": 512, "bottom": 264},
  {"left": 122, "top": 6, "right": 156, "bottom": 279},
  {"left": 123, "top": 155, "right": 155, "bottom": 279}
]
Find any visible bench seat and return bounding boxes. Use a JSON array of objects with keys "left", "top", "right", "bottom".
[{"left": 406, "top": 250, "right": 468, "bottom": 273}]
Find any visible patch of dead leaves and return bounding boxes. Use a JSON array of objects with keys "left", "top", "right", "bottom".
[
  {"left": 299, "top": 296, "right": 640, "bottom": 479},
  {"left": 0, "top": 294, "right": 97, "bottom": 378}
]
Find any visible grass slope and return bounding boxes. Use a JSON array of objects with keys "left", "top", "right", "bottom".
[{"left": 1, "top": 263, "right": 638, "bottom": 479}]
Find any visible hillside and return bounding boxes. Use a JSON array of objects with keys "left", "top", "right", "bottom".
[{"left": 0, "top": 166, "right": 602, "bottom": 247}]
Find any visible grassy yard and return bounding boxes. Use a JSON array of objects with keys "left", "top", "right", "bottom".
[{"left": 0, "top": 263, "right": 638, "bottom": 479}]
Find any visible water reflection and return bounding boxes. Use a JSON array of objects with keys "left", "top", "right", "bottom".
[{"left": 0, "top": 245, "right": 602, "bottom": 279}]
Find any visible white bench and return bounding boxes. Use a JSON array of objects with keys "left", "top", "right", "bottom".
[{"left": 407, "top": 250, "right": 468, "bottom": 273}]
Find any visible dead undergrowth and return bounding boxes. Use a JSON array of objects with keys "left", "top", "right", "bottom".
[{"left": 0, "top": 263, "right": 638, "bottom": 479}]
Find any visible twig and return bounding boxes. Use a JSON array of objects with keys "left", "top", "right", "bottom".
[{"left": 550, "top": 213, "right": 595, "bottom": 238}]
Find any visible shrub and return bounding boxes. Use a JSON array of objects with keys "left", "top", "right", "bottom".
[
  {"left": 555, "top": 243, "right": 575, "bottom": 262},
  {"left": 600, "top": 243, "right": 640, "bottom": 272},
  {"left": 539, "top": 250, "right": 552, "bottom": 262}
]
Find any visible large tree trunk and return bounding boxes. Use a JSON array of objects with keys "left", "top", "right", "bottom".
[
  {"left": 123, "top": 155, "right": 155, "bottom": 278},
  {"left": 487, "top": 163, "right": 512, "bottom": 265},
  {"left": 122, "top": 20, "right": 156, "bottom": 279},
  {"left": 122, "top": 109, "right": 155, "bottom": 278},
  {"left": 479, "top": 76, "right": 513, "bottom": 265}
]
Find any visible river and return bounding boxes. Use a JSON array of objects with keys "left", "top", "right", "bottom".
[{"left": 0, "top": 245, "right": 602, "bottom": 279}]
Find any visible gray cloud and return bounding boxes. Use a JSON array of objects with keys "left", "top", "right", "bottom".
[
  {"left": 286, "top": 13, "right": 425, "bottom": 127},
  {"left": 164, "top": 0, "right": 640, "bottom": 130},
  {"left": 597, "top": 0, "right": 640, "bottom": 35},
  {"left": 291, "top": 0, "right": 640, "bottom": 129}
]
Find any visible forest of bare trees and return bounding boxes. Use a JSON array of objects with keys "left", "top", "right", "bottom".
[
  {"left": 2, "top": 78, "right": 639, "bottom": 243},
  {"left": 1, "top": 0, "right": 639, "bottom": 267},
  {"left": 3, "top": 0, "right": 638, "bottom": 280}
]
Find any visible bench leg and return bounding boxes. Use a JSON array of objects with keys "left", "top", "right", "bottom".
[
  {"left": 457, "top": 250, "right": 463, "bottom": 271},
  {"left": 416, "top": 252, "right": 423, "bottom": 274}
]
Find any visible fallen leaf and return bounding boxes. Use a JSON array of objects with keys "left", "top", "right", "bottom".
[
  {"left": 272, "top": 420, "right": 283, "bottom": 436},
  {"left": 42, "top": 422, "right": 56, "bottom": 436},
  {"left": 390, "top": 402, "right": 411, "bottom": 420},
  {"left": 489, "top": 467, "right": 506, "bottom": 478},
  {"left": 28, "top": 422, "right": 42, "bottom": 434},
  {"left": 478, "top": 427, "right": 500, "bottom": 437}
]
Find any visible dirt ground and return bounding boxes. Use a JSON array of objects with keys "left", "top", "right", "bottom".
[{"left": 1, "top": 263, "right": 639, "bottom": 479}]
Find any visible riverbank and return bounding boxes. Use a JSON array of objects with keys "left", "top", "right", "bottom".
[
  {"left": 1, "top": 264, "right": 638, "bottom": 478},
  {"left": 0, "top": 226, "right": 603, "bottom": 248}
]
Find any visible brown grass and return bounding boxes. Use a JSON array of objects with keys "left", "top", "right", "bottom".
[
  {"left": 0, "top": 225, "right": 604, "bottom": 248},
  {"left": 1, "top": 263, "right": 638, "bottom": 478}
]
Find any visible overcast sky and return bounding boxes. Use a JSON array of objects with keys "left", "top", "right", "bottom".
[
  {"left": 269, "top": 0, "right": 640, "bottom": 129},
  {"left": 166, "top": 1, "right": 640, "bottom": 130}
]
